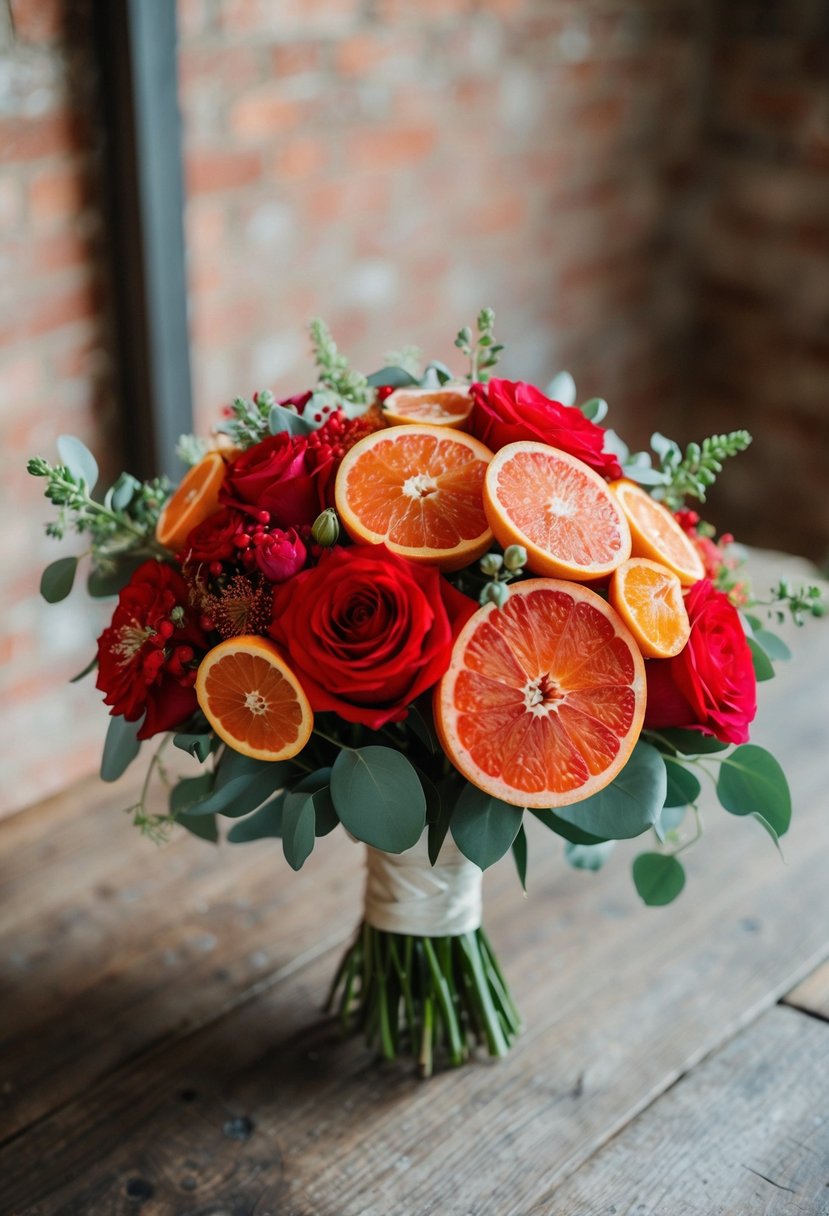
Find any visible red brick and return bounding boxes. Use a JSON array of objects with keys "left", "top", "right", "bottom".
[
  {"left": 29, "top": 165, "right": 87, "bottom": 223},
  {"left": 271, "top": 42, "right": 324, "bottom": 77},
  {"left": 9, "top": 0, "right": 62, "bottom": 42},
  {"left": 25, "top": 278, "right": 98, "bottom": 337},
  {"left": 0, "top": 110, "right": 84, "bottom": 161},
  {"left": 274, "top": 137, "right": 327, "bottom": 179},
  {"left": 186, "top": 149, "right": 263, "bottom": 195},
  {"left": 229, "top": 91, "right": 303, "bottom": 139},
  {"left": 348, "top": 125, "right": 436, "bottom": 169},
  {"left": 335, "top": 35, "right": 391, "bottom": 76}
]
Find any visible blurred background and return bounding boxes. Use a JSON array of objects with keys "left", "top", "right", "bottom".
[{"left": 1, "top": 0, "right": 827, "bottom": 816}]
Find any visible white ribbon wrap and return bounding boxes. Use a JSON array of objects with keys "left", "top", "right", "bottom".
[{"left": 363, "top": 833, "right": 482, "bottom": 937}]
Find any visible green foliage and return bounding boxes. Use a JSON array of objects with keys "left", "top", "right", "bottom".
[
  {"left": 309, "top": 318, "right": 371, "bottom": 405},
  {"left": 175, "top": 434, "right": 210, "bottom": 468},
  {"left": 651, "top": 430, "right": 753, "bottom": 509},
  {"left": 100, "top": 714, "right": 142, "bottom": 782},
  {"left": 747, "top": 636, "right": 775, "bottom": 682},
  {"left": 215, "top": 389, "right": 276, "bottom": 448},
  {"left": 57, "top": 434, "right": 99, "bottom": 492},
  {"left": 650, "top": 728, "right": 728, "bottom": 756},
  {"left": 632, "top": 853, "right": 686, "bottom": 906},
  {"left": 173, "top": 752, "right": 289, "bottom": 819},
  {"left": 762, "top": 578, "right": 825, "bottom": 627},
  {"left": 564, "top": 840, "right": 615, "bottom": 871},
  {"left": 743, "top": 615, "right": 792, "bottom": 662},
  {"left": 367, "top": 366, "right": 420, "bottom": 389},
  {"left": 716, "top": 744, "right": 791, "bottom": 842},
  {"left": 450, "top": 784, "right": 523, "bottom": 870},
  {"left": 545, "top": 371, "right": 576, "bottom": 406},
  {"left": 454, "top": 307, "right": 504, "bottom": 383},
  {"left": 531, "top": 807, "right": 608, "bottom": 846},
  {"left": 173, "top": 732, "right": 214, "bottom": 763},
  {"left": 578, "top": 397, "right": 608, "bottom": 423},
  {"left": 227, "top": 794, "right": 285, "bottom": 843},
  {"left": 663, "top": 756, "right": 702, "bottom": 809},
  {"left": 382, "top": 345, "right": 422, "bottom": 378},
  {"left": 282, "top": 786, "right": 317, "bottom": 871},
  {"left": 550, "top": 742, "right": 667, "bottom": 841},
  {"left": 330, "top": 746, "right": 426, "bottom": 852},
  {"left": 179, "top": 813, "right": 218, "bottom": 844},
  {"left": 40, "top": 556, "right": 78, "bottom": 603},
  {"left": 511, "top": 824, "right": 528, "bottom": 890}
]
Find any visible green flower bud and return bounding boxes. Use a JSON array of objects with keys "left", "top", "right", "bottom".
[
  {"left": 312, "top": 508, "right": 340, "bottom": 547},
  {"left": 480, "top": 581, "right": 509, "bottom": 609},
  {"left": 479, "top": 552, "right": 504, "bottom": 576},
  {"left": 503, "top": 544, "right": 527, "bottom": 573}
]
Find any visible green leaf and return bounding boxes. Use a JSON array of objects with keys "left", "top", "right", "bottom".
[
  {"left": 173, "top": 732, "right": 214, "bottom": 762},
  {"left": 70, "top": 653, "right": 97, "bottom": 683},
  {"left": 551, "top": 742, "right": 667, "bottom": 841},
  {"left": 227, "top": 793, "right": 285, "bottom": 843},
  {"left": 87, "top": 556, "right": 147, "bottom": 598},
  {"left": 658, "top": 804, "right": 687, "bottom": 835},
  {"left": 179, "top": 813, "right": 218, "bottom": 843},
  {"left": 450, "top": 784, "right": 522, "bottom": 871},
  {"left": 108, "top": 471, "right": 140, "bottom": 512},
  {"left": 664, "top": 756, "right": 701, "bottom": 808},
  {"left": 427, "top": 775, "right": 458, "bottom": 865},
  {"left": 716, "top": 744, "right": 791, "bottom": 837},
  {"left": 653, "top": 728, "right": 729, "bottom": 756},
  {"left": 545, "top": 371, "right": 576, "bottom": 406},
  {"left": 367, "top": 365, "right": 420, "bottom": 388},
  {"left": 406, "top": 700, "right": 438, "bottom": 754},
  {"left": 750, "top": 812, "right": 785, "bottom": 857},
  {"left": 632, "top": 853, "right": 686, "bottom": 906},
  {"left": 752, "top": 628, "right": 791, "bottom": 662},
  {"left": 268, "top": 403, "right": 314, "bottom": 437},
  {"left": 285, "top": 768, "right": 338, "bottom": 837},
  {"left": 422, "top": 360, "right": 453, "bottom": 386},
  {"left": 179, "top": 769, "right": 282, "bottom": 819},
  {"left": 747, "top": 637, "right": 775, "bottom": 682},
  {"left": 40, "top": 556, "right": 78, "bottom": 603},
  {"left": 100, "top": 714, "right": 142, "bottom": 782},
  {"left": 511, "top": 824, "right": 528, "bottom": 890},
  {"left": 578, "top": 397, "right": 608, "bottom": 424},
  {"left": 58, "top": 434, "right": 98, "bottom": 492},
  {"left": 564, "top": 840, "right": 615, "bottom": 871},
  {"left": 531, "top": 808, "right": 609, "bottom": 846},
  {"left": 282, "top": 789, "right": 316, "bottom": 871},
  {"left": 330, "top": 746, "right": 426, "bottom": 852},
  {"left": 169, "top": 772, "right": 214, "bottom": 815}
]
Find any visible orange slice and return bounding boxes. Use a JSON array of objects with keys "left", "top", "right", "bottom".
[
  {"left": 195, "top": 635, "right": 313, "bottom": 761},
  {"left": 334, "top": 424, "right": 494, "bottom": 571},
  {"left": 610, "top": 480, "right": 705, "bottom": 586},
  {"left": 609, "top": 558, "right": 690, "bottom": 659},
  {"left": 382, "top": 385, "right": 472, "bottom": 429},
  {"left": 483, "top": 442, "right": 631, "bottom": 581},
  {"left": 435, "top": 579, "right": 646, "bottom": 808},
  {"left": 156, "top": 451, "right": 226, "bottom": 553}
]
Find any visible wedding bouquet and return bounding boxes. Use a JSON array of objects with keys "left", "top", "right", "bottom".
[{"left": 29, "top": 311, "right": 823, "bottom": 1075}]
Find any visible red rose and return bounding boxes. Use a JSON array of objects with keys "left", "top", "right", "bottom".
[
  {"left": 644, "top": 579, "right": 756, "bottom": 744},
  {"left": 253, "top": 527, "right": 307, "bottom": 583},
  {"left": 222, "top": 432, "right": 329, "bottom": 529},
  {"left": 182, "top": 507, "right": 247, "bottom": 564},
  {"left": 96, "top": 561, "right": 207, "bottom": 740},
  {"left": 469, "top": 378, "right": 622, "bottom": 479},
  {"left": 269, "top": 545, "right": 476, "bottom": 729}
]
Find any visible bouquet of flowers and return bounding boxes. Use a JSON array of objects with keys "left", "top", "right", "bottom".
[{"left": 29, "top": 310, "right": 823, "bottom": 1076}]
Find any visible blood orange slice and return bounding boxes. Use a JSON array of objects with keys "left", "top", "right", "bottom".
[
  {"left": 610, "top": 479, "right": 705, "bottom": 586},
  {"left": 484, "top": 442, "right": 631, "bottom": 580},
  {"left": 156, "top": 451, "right": 226, "bottom": 553},
  {"left": 382, "top": 385, "right": 472, "bottom": 429},
  {"left": 435, "top": 579, "right": 646, "bottom": 808},
  {"left": 334, "top": 424, "right": 493, "bottom": 571},
  {"left": 609, "top": 558, "right": 690, "bottom": 659},
  {"left": 195, "top": 635, "right": 313, "bottom": 761}
]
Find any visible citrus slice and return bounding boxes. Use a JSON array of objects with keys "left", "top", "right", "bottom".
[
  {"left": 334, "top": 424, "right": 494, "bottom": 571},
  {"left": 610, "top": 480, "right": 705, "bottom": 586},
  {"left": 609, "top": 558, "right": 690, "bottom": 659},
  {"left": 435, "top": 579, "right": 646, "bottom": 808},
  {"left": 156, "top": 451, "right": 226, "bottom": 553},
  {"left": 483, "top": 441, "right": 631, "bottom": 580},
  {"left": 195, "top": 635, "right": 313, "bottom": 761},
  {"left": 382, "top": 385, "right": 472, "bottom": 429}
]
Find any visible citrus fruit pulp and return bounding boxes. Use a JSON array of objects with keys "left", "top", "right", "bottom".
[
  {"left": 156, "top": 451, "right": 226, "bottom": 553},
  {"left": 435, "top": 579, "right": 646, "bottom": 808},
  {"left": 483, "top": 442, "right": 631, "bottom": 580},
  {"left": 195, "top": 635, "right": 313, "bottom": 761},
  {"left": 609, "top": 557, "right": 690, "bottom": 659},
  {"left": 610, "top": 479, "right": 705, "bottom": 586},
  {"left": 382, "top": 385, "right": 472, "bottom": 429},
  {"left": 334, "top": 424, "right": 493, "bottom": 571}
]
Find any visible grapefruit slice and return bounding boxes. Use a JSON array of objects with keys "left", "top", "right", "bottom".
[
  {"left": 609, "top": 558, "right": 690, "bottom": 659},
  {"left": 435, "top": 579, "right": 646, "bottom": 809},
  {"left": 610, "top": 480, "right": 705, "bottom": 586},
  {"left": 195, "top": 635, "right": 313, "bottom": 761},
  {"left": 484, "top": 442, "right": 631, "bottom": 580},
  {"left": 334, "top": 424, "right": 494, "bottom": 571},
  {"left": 156, "top": 451, "right": 226, "bottom": 553},
  {"left": 382, "top": 385, "right": 472, "bottom": 429}
]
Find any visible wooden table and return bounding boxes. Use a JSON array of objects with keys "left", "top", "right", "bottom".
[{"left": 3, "top": 553, "right": 829, "bottom": 1215}]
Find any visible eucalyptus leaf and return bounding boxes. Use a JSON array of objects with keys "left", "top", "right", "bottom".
[
  {"left": 58, "top": 434, "right": 99, "bottom": 492},
  {"left": 179, "top": 813, "right": 218, "bottom": 844},
  {"left": 551, "top": 743, "right": 667, "bottom": 841},
  {"left": 406, "top": 700, "right": 439, "bottom": 754},
  {"left": 602, "top": 428, "right": 629, "bottom": 462},
  {"left": 100, "top": 713, "right": 142, "bottom": 782},
  {"left": 622, "top": 461, "right": 668, "bottom": 487},
  {"left": 40, "top": 556, "right": 78, "bottom": 603},
  {"left": 366, "top": 365, "right": 420, "bottom": 388},
  {"left": 227, "top": 793, "right": 285, "bottom": 843},
  {"left": 281, "top": 790, "right": 316, "bottom": 871},
  {"left": 268, "top": 404, "right": 314, "bottom": 437},
  {"left": 285, "top": 768, "right": 338, "bottom": 837},
  {"left": 752, "top": 628, "right": 791, "bottom": 663},
  {"left": 747, "top": 637, "right": 775, "bottom": 682},
  {"left": 632, "top": 853, "right": 686, "bottom": 906},
  {"left": 545, "top": 371, "right": 576, "bottom": 407},
  {"left": 87, "top": 557, "right": 147, "bottom": 598},
  {"left": 716, "top": 744, "right": 791, "bottom": 837},
  {"left": 423, "top": 360, "right": 453, "bottom": 385},
  {"left": 750, "top": 811, "right": 785, "bottom": 857},
  {"left": 531, "top": 808, "right": 608, "bottom": 846},
  {"left": 427, "top": 775, "right": 459, "bottom": 865},
  {"left": 564, "top": 840, "right": 615, "bottom": 871},
  {"left": 578, "top": 397, "right": 608, "bottom": 424},
  {"left": 652, "top": 728, "right": 728, "bottom": 756},
  {"left": 173, "top": 732, "right": 214, "bottom": 762},
  {"left": 511, "top": 825, "right": 528, "bottom": 891},
  {"left": 109, "top": 472, "right": 140, "bottom": 512},
  {"left": 451, "top": 784, "right": 522, "bottom": 871},
  {"left": 664, "top": 756, "right": 702, "bottom": 808},
  {"left": 331, "top": 746, "right": 426, "bottom": 852},
  {"left": 178, "top": 768, "right": 283, "bottom": 819},
  {"left": 70, "top": 653, "right": 97, "bottom": 683},
  {"left": 169, "top": 772, "right": 214, "bottom": 815}
]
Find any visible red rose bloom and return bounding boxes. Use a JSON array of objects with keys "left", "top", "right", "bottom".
[
  {"left": 222, "top": 432, "right": 331, "bottom": 529},
  {"left": 182, "top": 506, "right": 247, "bottom": 564},
  {"left": 96, "top": 561, "right": 207, "bottom": 740},
  {"left": 269, "top": 545, "right": 476, "bottom": 729},
  {"left": 469, "top": 378, "right": 622, "bottom": 479},
  {"left": 644, "top": 579, "right": 756, "bottom": 744}
]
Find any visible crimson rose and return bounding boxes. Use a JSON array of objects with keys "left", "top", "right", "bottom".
[
  {"left": 182, "top": 506, "right": 247, "bottom": 564},
  {"left": 644, "top": 579, "right": 756, "bottom": 744},
  {"left": 222, "top": 432, "right": 332, "bottom": 529},
  {"left": 269, "top": 545, "right": 475, "bottom": 729},
  {"left": 469, "top": 378, "right": 622, "bottom": 479},
  {"left": 96, "top": 561, "right": 207, "bottom": 739}
]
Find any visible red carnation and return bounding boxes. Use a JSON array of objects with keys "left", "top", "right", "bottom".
[
  {"left": 644, "top": 579, "right": 756, "bottom": 745},
  {"left": 96, "top": 561, "right": 207, "bottom": 740},
  {"left": 269, "top": 545, "right": 476, "bottom": 730},
  {"left": 469, "top": 378, "right": 622, "bottom": 479}
]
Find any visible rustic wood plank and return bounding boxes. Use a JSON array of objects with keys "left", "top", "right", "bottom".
[
  {"left": 785, "top": 962, "right": 829, "bottom": 1022},
  {"left": 534, "top": 1005, "right": 829, "bottom": 1215}
]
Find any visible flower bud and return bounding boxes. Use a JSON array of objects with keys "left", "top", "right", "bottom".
[
  {"left": 254, "top": 527, "right": 307, "bottom": 583},
  {"left": 480, "top": 581, "right": 509, "bottom": 609},
  {"left": 503, "top": 544, "right": 527, "bottom": 573},
  {"left": 479, "top": 552, "right": 504, "bottom": 577},
  {"left": 312, "top": 508, "right": 340, "bottom": 548}
]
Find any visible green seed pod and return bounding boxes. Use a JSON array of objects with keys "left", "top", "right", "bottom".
[
  {"left": 312, "top": 508, "right": 340, "bottom": 547},
  {"left": 480, "top": 581, "right": 509, "bottom": 609},
  {"left": 503, "top": 544, "right": 527, "bottom": 573},
  {"left": 479, "top": 552, "right": 504, "bottom": 576}
]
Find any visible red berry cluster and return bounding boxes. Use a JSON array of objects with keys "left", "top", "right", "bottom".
[{"left": 305, "top": 407, "right": 385, "bottom": 470}]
